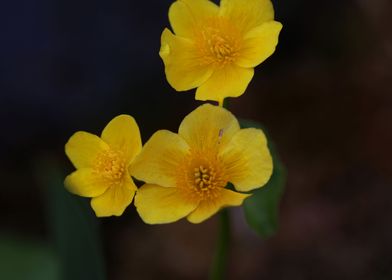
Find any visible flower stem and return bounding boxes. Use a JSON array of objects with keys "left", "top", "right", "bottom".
[{"left": 210, "top": 209, "right": 230, "bottom": 280}]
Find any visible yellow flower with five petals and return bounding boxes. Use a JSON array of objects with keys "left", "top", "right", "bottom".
[
  {"left": 160, "top": 0, "right": 282, "bottom": 104},
  {"left": 65, "top": 115, "right": 142, "bottom": 217},
  {"left": 131, "top": 104, "right": 273, "bottom": 224}
]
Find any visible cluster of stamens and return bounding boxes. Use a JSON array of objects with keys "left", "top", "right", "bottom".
[
  {"left": 94, "top": 150, "right": 125, "bottom": 184},
  {"left": 181, "top": 154, "right": 227, "bottom": 200},
  {"left": 194, "top": 165, "right": 217, "bottom": 190},
  {"left": 197, "top": 20, "right": 241, "bottom": 67}
]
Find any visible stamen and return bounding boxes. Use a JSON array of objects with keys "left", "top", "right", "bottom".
[{"left": 190, "top": 161, "right": 226, "bottom": 199}]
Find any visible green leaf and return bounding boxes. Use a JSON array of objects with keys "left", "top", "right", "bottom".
[
  {"left": 0, "top": 235, "right": 60, "bottom": 280},
  {"left": 240, "top": 119, "right": 286, "bottom": 238},
  {"left": 38, "top": 158, "right": 106, "bottom": 280}
]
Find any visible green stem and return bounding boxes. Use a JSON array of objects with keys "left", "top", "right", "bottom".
[{"left": 209, "top": 209, "right": 230, "bottom": 280}]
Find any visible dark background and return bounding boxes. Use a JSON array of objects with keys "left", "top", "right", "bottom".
[{"left": 0, "top": 0, "right": 391, "bottom": 279}]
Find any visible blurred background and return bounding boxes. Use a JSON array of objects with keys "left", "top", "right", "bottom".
[{"left": 0, "top": 0, "right": 391, "bottom": 279}]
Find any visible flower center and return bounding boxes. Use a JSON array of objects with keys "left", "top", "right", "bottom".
[
  {"left": 196, "top": 18, "right": 241, "bottom": 67},
  {"left": 94, "top": 150, "right": 125, "bottom": 183},
  {"left": 179, "top": 151, "right": 227, "bottom": 201},
  {"left": 194, "top": 165, "right": 217, "bottom": 191}
]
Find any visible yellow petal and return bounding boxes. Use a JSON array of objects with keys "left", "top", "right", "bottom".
[
  {"left": 90, "top": 174, "right": 137, "bottom": 217},
  {"left": 219, "top": 128, "right": 273, "bottom": 192},
  {"left": 236, "top": 21, "right": 282, "bottom": 68},
  {"left": 178, "top": 104, "right": 240, "bottom": 151},
  {"left": 64, "top": 168, "right": 109, "bottom": 197},
  {"left": 195, "top": 65, "right": 254, "bottom": 103},
  {"left": 65, "top": 131, "right": 109, "bottom": 169},
  {"left": 169, "top": 0, "right": 219, "bottom": 38},
  {"left": 187, "top": 189, "right": 250, "bottom": 224},
  {"left": 130, "top": 130, "right": 190, "bottom": 188},
  {"left": 101, "top": 114, "right": 142, "bottom": 164},
  {"left": 160, "top": 28, "right": 213, "bottom": 91},
  {"left": 135, "top": 184, "right": 199, "bottom": 224},
  {"left": 220, "top": 0, "right": 274, "bottom": 33}
]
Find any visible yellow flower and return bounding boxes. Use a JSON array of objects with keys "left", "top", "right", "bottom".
[
  {"left": 64, "top": 115, "right": 142, "bottom": 217},
  {"left": 160, "top": 0, "right": 282, "bottom": 104},
  {"left": 131, "top": 104, "right": 273, "bottom": 224}
]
